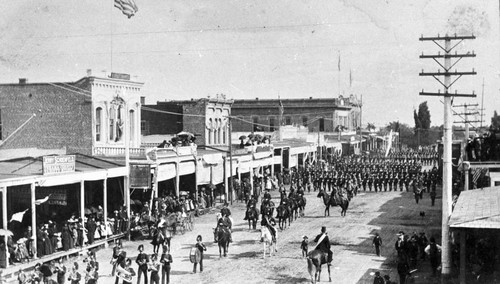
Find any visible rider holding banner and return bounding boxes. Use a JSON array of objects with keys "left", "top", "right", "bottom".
[{"left": 314, "top": 226, "right": 333, "bottom": 265}]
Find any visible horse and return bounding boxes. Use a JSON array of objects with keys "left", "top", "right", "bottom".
[
  {"left": 260, "top": 226, "right": 277, "bottom": 258},
  {"left": 330, "top": 190, "right": 349, "bottom": 217},
  {"left": 245, "top": 207, "right": 259, "bottom": 230},
  {"left": 276, "top": 204, "right": 290, "bottom": 230},
  {"left": 213, "top": 226, "right": 230, "bottom": 257},
  {"left": 295, "top": 195, "right": 307, "bottom": 217},
  {"left": 288, "top": 198, "right": 299, "bottom": 220},
  {"left": 150, "top": 226, "right": 165, "bottom": 254},
  {"left": 307, "top": 250, "right": 331, "bottom": 283},
  {"left": 317, "top": 190, "right": 333, "bottom": 217}
]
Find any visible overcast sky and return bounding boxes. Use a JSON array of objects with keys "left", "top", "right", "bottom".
[{"left": 1, "top": 0, "right": 498, "bottom": 127}]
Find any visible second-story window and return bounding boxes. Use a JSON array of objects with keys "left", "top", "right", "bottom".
[
  {"left": 269, "top": 117, "right": 275, "bottom": 132},
  {"left": 253, "top": 116, "right": 259, "bottom": 132},
  {"left": 319, "top": 118, "right": 325, "bottom": 132},
  {"left": 302, "top": 116, "right": 308, "bottom": 127},
  {"left": 285, "top": 116, "right": 292, "bottom": 125},
  {"left": 95, "top": 107, "right": 102, "bottom": 142}
]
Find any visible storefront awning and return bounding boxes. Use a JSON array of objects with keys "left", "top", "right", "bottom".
[
  {"left": 179, "top": 161, "right": 196, "bottom": 176},
  {"left": 449, "top": 186, "right": 500, "bottom": 229},
  {"left": 157, "top": 163, "right": 176, "bottom": 182},
  {"left": 202, "top": 153, "right": 223, "bottom": 165}
]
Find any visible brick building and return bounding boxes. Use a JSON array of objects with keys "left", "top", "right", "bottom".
[
  {"left": 231, "top": 95, "right": 361, "bottom": 133},
  {"left": 141, "top": 95, "right": 233, "bottom": 147},
  {"left": 0, "top": 73, "right": 143, "bottom": 156}
]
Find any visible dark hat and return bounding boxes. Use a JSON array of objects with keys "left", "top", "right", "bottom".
[
  {"left": 383, "top": 275, "right": 390, "bottom": 280},
  {"left": 397, "top": 231, "right": 404, "bottom": 236},
  {"left": 321, "top": 226, "right": 326, "bottom": 232},
  {"left": 375, "top": 271, "right": 380, "bottom": 276}
]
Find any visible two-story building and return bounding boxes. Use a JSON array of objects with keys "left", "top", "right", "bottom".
[{"left": 230, "top": 95, "right": 361, "bottom": 133}]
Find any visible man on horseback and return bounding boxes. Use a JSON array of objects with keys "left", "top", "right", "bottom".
[
  {"left": 314, "top": 226, "right": 333, "bottom": 265},
  {"left": 215, "top": 213, "right": 232, "bottom": 243},
  {"left": 261, "top": 214, "right": 276, "bottom": 242},
  {"left": 244, "top": 195, "right": 258, "bottom": 220}
]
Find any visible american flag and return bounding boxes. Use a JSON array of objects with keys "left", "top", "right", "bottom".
[
  {"left": 472, "top": 168, "right": 487, "bottom": 185},
  {"left": 114, "top": 0, "right": 139, "bottom": 18}
]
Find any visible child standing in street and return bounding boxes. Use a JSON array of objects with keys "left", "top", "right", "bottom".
[
  {"left": 301, "top": 236, "right": 308, "bottom": 258},
  {"left": 193, "top": 235, "right": 206, "bottom": 273}
]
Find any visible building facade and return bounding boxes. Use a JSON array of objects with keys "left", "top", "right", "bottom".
[
  {"left": 231, "top": 95, "right": 361, "bottom": 133},
  {"left": 141, "top": 95, "right": 233, "bottom": 147},
  {"left": 0, "top": 73, "right": 144, "bottom": 156}
]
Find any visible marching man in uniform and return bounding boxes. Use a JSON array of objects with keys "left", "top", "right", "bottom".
[{"left": 314, "top": 226, "right": 333, "bottom": 265}]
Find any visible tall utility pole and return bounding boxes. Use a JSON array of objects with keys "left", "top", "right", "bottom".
[
  {"left": 359, "top": 95, "right": 363, "bottom": 151},
  {"left": 419, "top": 34, "right": 476, "bottom": 282},
  {"left": 453, "top": 103, "right": 480, "bottom": 191}
]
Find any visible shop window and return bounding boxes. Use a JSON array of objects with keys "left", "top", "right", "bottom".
[
  {"left": 95, "top": 107, "right": 102, "bottom": 142},
  {"left": 285, "top": 116, "right": 292, "bottom": 125}
]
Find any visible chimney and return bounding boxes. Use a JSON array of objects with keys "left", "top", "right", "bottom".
[
  {"left": 87, "top": 69, "right": 92, "bottom": 76},
  {"left": 140, "top": 96, "right": 145, "bottom": 105},
  {"left": 19, "top": 78, "right": 27, "bottom": 84}
]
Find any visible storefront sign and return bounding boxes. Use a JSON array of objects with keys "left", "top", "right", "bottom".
[
  {"left": 130, "top": 164, "right": 151, "bottom": 188},
  {"left": 42, "top": 155, "right": 76, "bottom": 175}
]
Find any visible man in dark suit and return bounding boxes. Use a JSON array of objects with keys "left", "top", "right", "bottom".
[{"left": 313, "top": 226, "right": 332, "bottom": 265}]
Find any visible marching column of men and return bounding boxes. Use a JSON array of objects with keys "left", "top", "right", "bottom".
[{"left": 284, "top": 149, "right": 440, "bottom": 195}]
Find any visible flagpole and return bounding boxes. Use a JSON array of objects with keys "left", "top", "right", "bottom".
[
  {"left": 110, "top": 0, "right": 114, "bottom": 72},
  {"left": 337, "top": 50, "right": 341, "bottom": 95}
]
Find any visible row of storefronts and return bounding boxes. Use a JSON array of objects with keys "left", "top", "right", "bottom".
[{"left": 0, "top": 141, "right": 319, "bottom": 271}]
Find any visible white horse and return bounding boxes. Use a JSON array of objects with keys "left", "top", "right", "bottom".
[{"left": 260, "top": 226, "right": 277, "bottom": 259}]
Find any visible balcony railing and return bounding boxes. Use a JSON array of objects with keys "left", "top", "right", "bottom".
[
  {"left": 93, "top": 145, "right": 197, "bottom": 160},
  {"left": 93, "top": 147, "right": 146, "bottom": 158}
]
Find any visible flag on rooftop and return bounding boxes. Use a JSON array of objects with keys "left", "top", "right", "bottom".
[{"left": 114, "top": 0, "right": 139, "bottom": 18}]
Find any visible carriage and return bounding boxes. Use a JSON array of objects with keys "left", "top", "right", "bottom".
[{"left": 161, "top": 211, "right": 195, "bottom": 236}]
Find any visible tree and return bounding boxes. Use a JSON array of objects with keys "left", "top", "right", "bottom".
[
  {"left": 492, "top": 111, "right": 500, "bottom": 130},
  {"left": 382, "top": 121, "right": 414, "bottom": 148},
  {"left": 414, "top": 101, "right": 432, "bottom": 146},
  {"left": 367, "top": 123, "right": 376, "bottom": 132}
]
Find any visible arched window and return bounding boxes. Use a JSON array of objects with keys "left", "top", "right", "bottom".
[
  {"left": 95, "top": 107, "right": 102, "bottom": 142},
  {"left": 109, "top": 107, "right": 115, "bottom": 141}
]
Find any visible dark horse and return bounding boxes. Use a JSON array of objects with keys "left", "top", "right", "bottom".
[
  {"left": 213, "top": 227, "right": 230, "bottom": 257},
  {"left": 295, "top": 195, "right": 307, "bottom": 217},
  {"left": 317, "top": 189, "right": 349, "bottom": 217},
  {"left": 246, "top": 207, "right": 259, "bottom": 230},
  {"left": 288, "top": 198, "right": 299, "bottom": 220},
  {"left": 276, "top": 204, "right": 290, "bottom": 230},
  {"left": 307, "top": 250, "right": 331, "bottom": 283}
]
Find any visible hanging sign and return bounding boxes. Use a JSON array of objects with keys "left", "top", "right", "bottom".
[{"left": 42, "top": 155, "right": 76, "bottom": 175}]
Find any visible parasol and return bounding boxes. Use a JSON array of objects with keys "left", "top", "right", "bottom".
[
  {"left": 239, "top": 135, "right": 247, "bottom": 140},
  {"left": 0, "top": 228, "right": 14, "bottom": 236},
  {"left": 84, "top": 208, "right": 92, "bottom": 215},
  {"left": 132, "top": 199, "right": 143, "bottom": 207},
  {"left": 177, "top": 131, "right": 194, "bottom": 137},
  {"left": 179, "top": 191, "right": 189, "bottom": 196}
]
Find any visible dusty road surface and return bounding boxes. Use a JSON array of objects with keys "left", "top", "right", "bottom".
[{"left": 53, "top": 187, "right": 442, "bottom": 284}]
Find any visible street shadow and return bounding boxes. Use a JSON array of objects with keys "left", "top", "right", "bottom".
[
  {"left": 170, "top": 270, "right": 193, "bottom": 276},
  {"left": 231, "top": 251, "right": 258, "bottom": 258},
  {"left": 326, "top": 190, "right": 443, "bottom": 283},
  {"left": 302, "top": 215, "right": 326, "bottom": 219},
  {"left": 266, "top": 274, "right": 310, "bottom": 284},
  {"left": 233, "top": 239, "right": 257, "bottom": 246}
]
